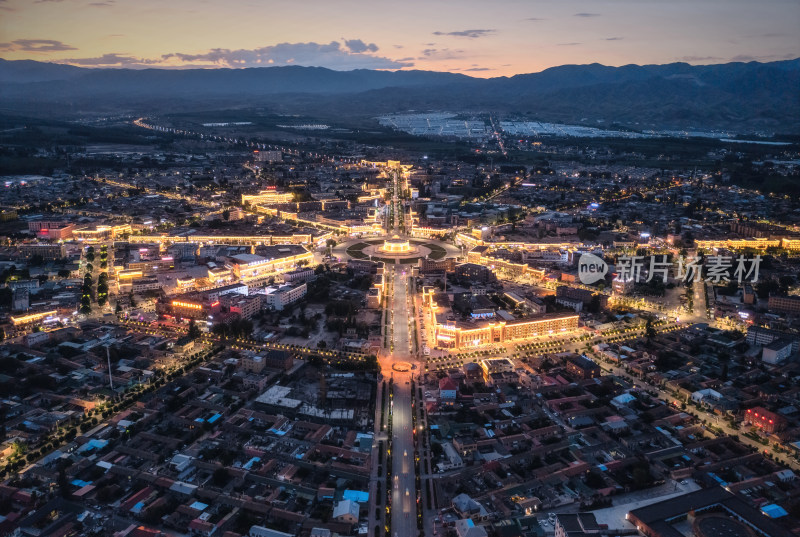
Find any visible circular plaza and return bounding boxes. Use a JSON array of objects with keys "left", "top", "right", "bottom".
[{"left": 334, "top": 235, "right": 460, "bottom": 265}]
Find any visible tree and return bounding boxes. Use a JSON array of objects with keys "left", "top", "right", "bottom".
[
  {"left": 645, "top": 317, "right": 656, "bottom": 340},
  {"left": 188, "top": 320, "right": 201, "bottom": 340},
  {"left": 97, "top": 272, "right": 109, "bottom": 306},
  {"left": 80, "top": 293, "right": 92, "bottom": 314}
]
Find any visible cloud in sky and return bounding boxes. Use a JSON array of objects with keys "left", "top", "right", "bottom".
[
  {"left": 55, "top": 40, "right": 411, "bottom": 69},
  {"left": 0, "top": 39, "right": 76, "bottom": 52},
  {"left": 343, "top": 39, "right": 378, "bottom": 53},
  {"left": 557, "top": 42, "right": 582, "bottom": 47},
  {"left": 573, "top": 12, "right": 600, "bottom": 17},
  {"left": 605, "top": 37, "right": 624, "bottom": 41},
  {"left": 433, "top": 29, "right": 495, "bottom": 39},
  {"left": 419, "top": 48, "right": 466, "bottom": 61},
  {"left": 56, "top": 52, "right": 160, "bottom": 66}
]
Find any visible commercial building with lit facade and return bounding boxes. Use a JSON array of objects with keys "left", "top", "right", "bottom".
[
  {"left": 227, "top": 246, "right": 313, "bottom": 282},
  {"left": 241, "top": 189, "right": 295, "bottom": 205},
  {"left": 135, "top": 232, "right": 315, "bottom": 246},
  {"left": 433, "top": 313, "right": 579, "bottom": 350},
  {"left": 72, "top": 223, "right": 132, "bottom": 241},
  {"left": 10, "top": 310, "right": 58, "bottom": 326},
  {"left": 744, "top": 406, "right": 786, "bottom": 434},
  {"left": 28, "top": 220, "right": 75, "bottom": 240},
  {"left": 465, "top": 245, "right": 546, "bottom": 279},
  {"left": 165, "top": 298, "right": 221, "bottom": 320},
  {"left": 694, "top": 237, "right": 780, "bottom": 250}
]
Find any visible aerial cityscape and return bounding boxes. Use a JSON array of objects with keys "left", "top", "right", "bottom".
[{"left": 1, "top": 1, "right": 800, "bottom": 537}]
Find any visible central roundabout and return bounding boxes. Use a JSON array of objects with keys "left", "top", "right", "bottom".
[{"left": 334, "top": 235, "right": 460, "bottom": 265}]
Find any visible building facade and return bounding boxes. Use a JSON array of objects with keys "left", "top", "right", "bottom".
[{"left": 435, "top": 314, "right": 579, "bottom": 350}]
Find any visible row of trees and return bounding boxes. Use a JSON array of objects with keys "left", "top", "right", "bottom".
[{"left": 80, "top": 245, "right": 110, "bottom": 313}]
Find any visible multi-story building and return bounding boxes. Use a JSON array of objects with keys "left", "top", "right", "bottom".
[
  {"left": 72, "top": 223, "right": 132, "bottom": 241},
  {"left": 730, "top": 221, "right": 786, "bottom": 238},
  {"left": 768, "top": 295, "right": 800, "bottom": 315},
  {"left": 762, "top": 339, "right": 793, "bottom": 364},
  {"left": 7, "top": 279, "right": 39, "bottom": 292},
  {"left": 555, "top": 296, "right": 583, "bottom": 312},
  {"left": 455, "top": 263, "right": 497, "bottom": 284},
  {"left": 263, "top": 349, "right": 293, "bottom": 371},
  {"left": 695, "top": 237, "right": 780, "bottom": 250},
  {"left": 347, "top": 259, "right": 382, "bottom": 275},
  {"left": 746, "top": 325, "right": 800, "bottom": 353},
  {"left": 479, "top": 358, "right": 514, "bottom": 375},
  {"left": 241, "top": 353, "right": 266, "bottom": 374},
  {"left": 366, "top": 287, "right": 381, "bottom": 309},
  {"left": 263, "top": 283, "right": 307, "bottom": 311},
  {"left": 204, "top": 283, "right": 249, "bottom": 302},
  {"left": 167, "top": 242, "right": 199, "bottom": 261},
  {"left": 565, "top": 354, "right": 601, "bottom": 379},
  {"left": 744, "top": 406, "right": 786, "bottom": 434},
  {"left": 17, "top": 243, "right": 66, "bottom": 260},
  {"left": 28, "top": 220, "right": 75, "bottom": 240},
  {"left": 224, "top": 294, "right": 262, "bottom": 320},
  {"left": 612, "top": 275, "right": 635, "bottom": 295},
  {"left": 782, "top": 237, "right": 800, "bottom": 250},
  {"left": 160, "top": 295, "right": 221, "bottom": 320},
  {"left": 227, "top": 246, "right": 312, "bottom": 282},
  {"left": 555, "top": 285, "right": 607, "bottom": 308},
  {"left": 252, "top": 150, "right": 282, "bottom": 163},
  {"left": 282, "top": 267, "right": 315, "bottom": 283},
  {"left": 131, "top": 277, "right": 161, "bottom": 293},
  {"left": 241, "top": 189, "right": 294, "bottom": 205},
  {"left": 467, "top": 246, "right": 490, "bottom": 263},
  {"left": 418, "top": 257, "right": 456, "bottom": 274},
  {"left": 434, "top": 313, "right": 579, "bottom": 350}
]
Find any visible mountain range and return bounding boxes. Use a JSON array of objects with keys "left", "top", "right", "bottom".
[{"left": 1, "top": 58, "right": 798, "bottom": 133}]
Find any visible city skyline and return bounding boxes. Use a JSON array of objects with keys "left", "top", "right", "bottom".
[{"left": 0, "top": 0, "right": 798, "bottom": 77}]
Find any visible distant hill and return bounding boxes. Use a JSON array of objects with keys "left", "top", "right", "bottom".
[{"left": 1, "top": 58, "right": 798, "bottom": 133}]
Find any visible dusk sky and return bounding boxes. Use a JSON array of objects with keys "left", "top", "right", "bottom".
[{"left": 1, "top": 0, "right": 798, "bottom": 77}]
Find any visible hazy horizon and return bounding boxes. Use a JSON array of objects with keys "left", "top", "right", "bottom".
[{"left": 1, "top": 0, "right": 797, "bottom": 78}]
